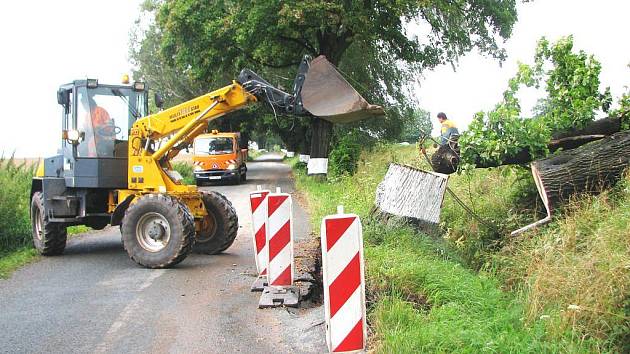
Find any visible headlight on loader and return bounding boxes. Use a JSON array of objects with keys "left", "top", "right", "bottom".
[
  {"left": 63, "top": 129, "right": 83, "bottom": 145},
  {"left": 194, "top": 165, "right": 203, "bottom": 171},
  {"left": 227, "top": 163, "right": 237, "bottom": 170}
]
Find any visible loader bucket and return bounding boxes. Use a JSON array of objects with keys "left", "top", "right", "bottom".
[{"left": 301, "top": 56, "right": 384, "bottom": 124}]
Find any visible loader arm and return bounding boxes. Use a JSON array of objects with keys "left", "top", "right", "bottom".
[
  {"left": 119, "top": 55, "right": 382, "bottom": 199},
  {"left": 126, "top": 82, "right": 256, "bottom": 193}
]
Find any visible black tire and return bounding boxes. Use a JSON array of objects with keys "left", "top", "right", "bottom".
[
  {"left": 121, "top": 194, "right": 195, "bottom": 268},
  {"left": 87, "top": 218, "right": 109, "bottom": 230},
  {"left": 241, "top": 171, "right": 247, "bottom": 181},
  {"left": 195, "top": 178, "right": 205, "bottom": 187},
  {"left": 194, "top": 191, "right": 238, "bottom": 254},
  {"left": 31, "top": 192, "right": 67, "bottom": 255},
  {"left": 233, "top": 172, "right": 242, "bottom": 185}
]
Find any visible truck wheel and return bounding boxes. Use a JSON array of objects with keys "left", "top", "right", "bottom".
[
  {"left": 121, "top": 194, "right": 195, "bottom": 268},
  {"left": 241, "top": 171, "right": 247, "bottom": 181},
  {"left": 31, "top": 192, "right": 67, "bottom": 256},
  {"left": 195, "top": 178, "right": 205, "bottom": 187},
  {"left": 194, "top": 191, "right": 238, "bottom": 254},
  {"left": 233, "top": 172, "right": 242, "bottom": 185}
]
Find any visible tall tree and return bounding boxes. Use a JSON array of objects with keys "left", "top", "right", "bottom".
[{"left": 134, "top": 0, "right": 520, "bottom": 164}]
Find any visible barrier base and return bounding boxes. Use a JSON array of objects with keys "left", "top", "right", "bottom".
[
  {"left": 258, "top": 286, "right": 300, "bottom": 308},
  {"left": 250, "top": 276, "right": 268, "bottom": 292}
]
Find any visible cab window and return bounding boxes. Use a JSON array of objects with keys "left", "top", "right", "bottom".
[{"left": 75, "top": 86, "right": 138, "bottom": 158}]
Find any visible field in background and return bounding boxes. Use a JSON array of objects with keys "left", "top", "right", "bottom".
[{"left": 289, "top": 144, "right": 628, "bottom": 352}]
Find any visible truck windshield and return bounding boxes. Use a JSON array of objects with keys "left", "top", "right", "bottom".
[{"left": 195, "top": 137, "right": 234, "bottom": 155}]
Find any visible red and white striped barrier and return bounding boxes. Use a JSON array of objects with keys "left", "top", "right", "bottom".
[
  {"left": 249, "top": 186, "right": 270, "bottom": 290},
  {"left": 259, "top": 187, "right": 299, "bottom": 308},
  {"left": 321, "top": 206, "right": 366, "bottom": 353},
  {"left": 266, "top": 188, "right": 294, "bottom": 286}
]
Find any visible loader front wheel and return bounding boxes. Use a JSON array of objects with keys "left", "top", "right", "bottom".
[
  {"left": 194, "top": 191, "right": 238, "bottom": 254},
  {"left": 121, "top": 194, "right": 195, "bottom": 268},
  {"left": 31, "top": 192, "right": 67, "bottom": 256}
]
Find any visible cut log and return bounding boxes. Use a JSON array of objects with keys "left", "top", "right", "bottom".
[
  {"left": 531, "top": 130, "right": 630, "bottom": 213},
  {"left": 374, "top": 163, "right": 448, "bottom": 232},
  {"left": 430, "top": 143, "right": 460, "bottom": 174}
]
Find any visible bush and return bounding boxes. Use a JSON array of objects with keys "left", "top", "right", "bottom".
[
  {"left": 172, "top": 161, "right": 195, "bottom": 185},
  {"left": 0, "top": 157, "right": 35, "bottom": 254},
  {"left": 329, "top": 131, "right": 372, "bottom": 177}
]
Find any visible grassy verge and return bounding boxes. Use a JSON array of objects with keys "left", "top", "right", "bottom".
[
  {"left": 494, "top": 179, "right": 630, "bottom": 351},
  {"left": 0, "top": 157, "right": 38, "bottom": 278},
  {"left": 0, "top": 157, "right": 95, "bottom": 279},
  {"left": 0, "top": 248, "right": 38, "bottom": 279},
  {"left": 289, "top": 144, "right": 624, "bottom": 352},
  {"left": 247, "top": 149, "right": 263, "bottom": 161}
]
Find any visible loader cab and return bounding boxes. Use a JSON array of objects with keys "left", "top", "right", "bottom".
[{"left": 55, "top": 79, "right": 148, "bottom": 189}]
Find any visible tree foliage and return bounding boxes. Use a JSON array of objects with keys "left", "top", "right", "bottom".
[
  {"left": 131, "top": 0, "right": 519, "bottom": 152},
  {"left": 459, "top": 36, "right": 613, "bottom": 169},
  {"left": 399, "top": 108, "right": 432, "bottom": 143}
]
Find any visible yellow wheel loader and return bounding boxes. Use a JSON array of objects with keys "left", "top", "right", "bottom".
[{"left": 31, "top": 56, "right": 382, "bottom": 268}]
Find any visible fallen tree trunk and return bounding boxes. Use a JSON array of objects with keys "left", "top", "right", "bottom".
[
  {"left": 431, "top": 116, "right": 627, "bottom": 174},
  {"left": 551, "top": 116, "right": 622, "bottom": 140},
  {"left": 531, "top": 130, "right": 630, "bottom": 213}
]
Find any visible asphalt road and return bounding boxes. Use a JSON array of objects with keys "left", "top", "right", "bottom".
[{"left": 0, "top": 153, "right": 326, "bottom": 354}]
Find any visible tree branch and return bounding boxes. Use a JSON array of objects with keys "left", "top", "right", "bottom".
[
  {"left": 237, "top": 47, "right": 302, "bottom": 68},
  {"left": 277, "top": 35, "right": 318, "bottom": 55}
]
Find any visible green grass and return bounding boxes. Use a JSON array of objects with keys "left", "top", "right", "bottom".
[
  {"left": 247, "top": 149, "right": 263, "bottom": 161},
  {"left": 172, "top": 161, "right": 195, "bottom": 185},
  {"left": 0, "top": 157, "right": 39, "bottom": 278},
  {"left": 494, "top": 176, "right": 630, "bottom": 351},
  {"left": 289, "top": 144, "right": 622, "bottom": 352},
  {"left": 67, "top": 225, "right": 92, "bottom": 235},
  {"left": 0, "top": 157, "right": 35, "bottom": 252},
  {"left": 0, "top": 248, "right": 38, "bottom": 279},
  {"left": 0, "top": 157, "right": 95, "bottom": 279}
]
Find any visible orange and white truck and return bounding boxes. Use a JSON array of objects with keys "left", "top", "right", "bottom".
[{"left": 192, "top": 130, "right": 248, "bottom": 185}]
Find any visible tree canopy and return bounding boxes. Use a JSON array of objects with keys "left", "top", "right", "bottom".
[{"left": 131, "top": 0, "right": 520, "bottom": 157}]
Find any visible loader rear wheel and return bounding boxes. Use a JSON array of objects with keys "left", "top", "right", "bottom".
[
  {"left": 31, "top": 192, "right": 67, "bottom": 256},
  {"left": 194, "top": 191, "right": 238, "bottom": 254},
  {"left": 121, "top": 194, "right": 195, "bottom": 268}
]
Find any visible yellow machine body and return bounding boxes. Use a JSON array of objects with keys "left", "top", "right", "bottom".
[{"left": 108, "top": 82, "right": 255, "bottom": 229}]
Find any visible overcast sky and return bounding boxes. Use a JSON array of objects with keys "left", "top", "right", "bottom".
[
  {"left": 417, "top": 0, "right": 630, "bottom": 135},
  {"left": 0, "top": 0, "right": 628, "bottom": 157}
]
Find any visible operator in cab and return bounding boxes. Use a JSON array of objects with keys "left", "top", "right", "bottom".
[
  {"left": 437, "top": 112, "right": 459, "bottom": 146},
  {"left": 78, "top": 92, "right": 114, "bottom": 157}
]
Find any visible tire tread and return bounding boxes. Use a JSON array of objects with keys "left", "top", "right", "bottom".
[
  {"left": 122, "top": 194, "right": 195, "bottom": 268},
  {"left": 31, "top": 192, "right": 67, "bottom": 256}
]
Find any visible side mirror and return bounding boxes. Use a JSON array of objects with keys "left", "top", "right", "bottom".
[
  {"left": 57, "top": 89, "right": 69, "bottom": 106},
  {"left": 154, "top": 92, "right": 164, "bottom": 110}
]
